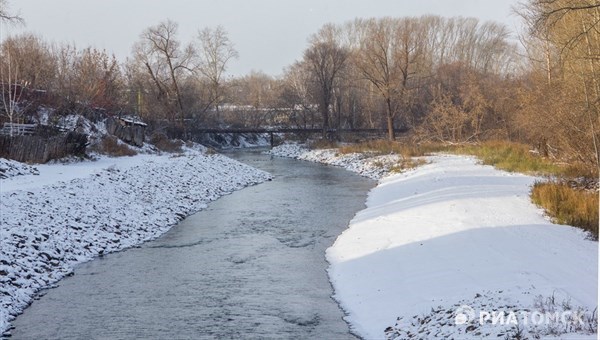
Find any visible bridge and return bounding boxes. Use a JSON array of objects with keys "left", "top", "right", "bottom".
[{"left": 193, "top": 127, "right": 409, "bottom": 146}]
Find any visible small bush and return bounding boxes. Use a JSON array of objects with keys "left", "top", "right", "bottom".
[
  {"left": 150, "top": 132, "right": 183, "bottom": 153},
  {"left": 531, "top": 181, "right": 599, "bottom": 239},
  {"left": 100, "top": 136, "right": 137, "bottom": 157}
]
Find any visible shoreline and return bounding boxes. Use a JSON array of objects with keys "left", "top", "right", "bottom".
[
  {"left": 267, "top": 143, "right": 402, "bottom": 180},
  {"left": 270, "top": 143, "right": 598, "bottom": 339},
  {"left": 0, "top": 150, "right": 271, "bottom": 336}
]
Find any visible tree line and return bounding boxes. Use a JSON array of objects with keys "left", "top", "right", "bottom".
[{"left": 0, "top": 0, "right": 598, "bottom": 170}]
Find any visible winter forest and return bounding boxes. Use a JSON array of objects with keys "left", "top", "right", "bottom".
[{"left": 0, "top": 0, "right": 598, "bottom": 172}]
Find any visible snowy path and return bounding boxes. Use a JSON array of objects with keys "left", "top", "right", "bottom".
[
  {"left": 326, "top": 155, "right": 598, "bottom": 339},
  {"left": 0, "top": 151, "right": 271, "bottom": 335}
]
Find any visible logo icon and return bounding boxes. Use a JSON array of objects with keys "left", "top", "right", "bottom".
[{"left": 454, "top": 305, "right": 475, "bottom": 325}]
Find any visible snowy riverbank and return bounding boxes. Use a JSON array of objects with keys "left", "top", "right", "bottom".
[
  {"left": 270, "top": 144, "right": 598, "bottom": 339},
  {"left": 328, "top": 155, "right": 597, "bottom": 339},
  {"left": 268, "top": 143, "right": 402, "bottom": 180},
  {"left": 0, "top": 149, "right": 271, "bottom": 336}
]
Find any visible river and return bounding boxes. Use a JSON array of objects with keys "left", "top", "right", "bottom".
[{"left": 10, "top": 150, "right": 374, "bottom": 339}]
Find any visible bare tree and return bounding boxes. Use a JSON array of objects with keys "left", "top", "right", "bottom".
[
  {"left": 355, "top": 17, "right": 426, "bottom": 140},
  {"left": 134, "top": 20, "right": 194, "bottom": 124},
  {"left": 0, "top": 39, "right": 28, "bottom": 135},
  {"left": 2, "top": 34, "right": 55, "bottom": 91},
  {"left": 303, "top": 24, "right": 349, "bottom": 134},
  {"left": 280, "top": 61, "right": 320, "bottom": 128},
  {"left": 73, "top": 48, "right": 123, "bottom": 110},
  {"left": 0, "top": 0, "right": 22, "bottom": 24},
  {"left": 0, "top": 0, "right": 25, "bottom": 136},
  {"left": 517, "top": 0, "right": 600, "bottom": 169},
  {"left": 196, "top": 26, "right": 238, "bottom": 120}
]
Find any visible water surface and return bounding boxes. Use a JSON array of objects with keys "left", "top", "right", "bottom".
[{"left": 11, "top": 150, "right": 374, "bottom": 339}]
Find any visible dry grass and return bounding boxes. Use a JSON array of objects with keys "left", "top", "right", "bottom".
[
  {"left": 99, "top": 136, "right": 137, "bottom": 157},
  {"left": 204, "top": 147, "right": 218, "bottom": 155},
  {"left": 308, "top": 138, "right": 339, "bottom": 150},
  {"left": 150, "top": 133, "right": 183, "bottom": 153},
  {"left": 449, "top": 141, "right": 566, "bottom": 176},
  {"left": 336, "top": 139, "right": 596, "bottom": 177},
  {"left": 336, "top": 139, "right": 599, "bottom": 238},
  {"left": 455, "top": 141, "right": 598, "bottom": 238},
  {"left": 389, "top": 158, "right": 429, "bottom": 173},
  {"left": 337, "top": 140, "right": 438, "bottom": 158},
  {"left": 531, "top": 181, "right": 599, "bottom": 239}
]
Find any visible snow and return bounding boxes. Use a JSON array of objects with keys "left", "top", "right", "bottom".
[
  {"left": 3, "top": 140, "right": 596, "bottom": 337},
  {"left": 200, "top": 132, "right": 272, "bottom": 149},
  {"left": 0, "top": 159, "right": 39, "bottom": 180},
  {"left": 268, "top": 143, "right": 403, "bottom": 180},
  {"left": 1, "top": 155, "right": 157, "bottom": 193},
  {"left": 325, "top": 154, "right": 598, "bottom": 339},
  {"left": 270, "top": 143, "right": 597, "bottom": 338},
  {"left": 0, "top": 150, "right": 271, "bottom": 335},
  {"left": 56, "top": 114, "right": 107, "bottom": 137}
]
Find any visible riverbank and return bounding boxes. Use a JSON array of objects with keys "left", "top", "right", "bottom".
[
  {"left": 0, "top": 147, "right": 271, "bottom": 336},
  {"left": 270, "top": 143, "right": 598, "bottom": 339},
  {"left": 9, "top": 149, "right": 374, "bottom": 339},
  {"left": 268, "top": 143, "right": 403, "bottom": 180}
]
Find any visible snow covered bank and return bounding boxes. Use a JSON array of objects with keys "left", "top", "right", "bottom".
[
  {"left": 0, "top": 151, "right": 271, "bottom": 335},
  {"left": 268, "top": 143, "right": 402, "bottom": 180},
  {"left": 0, "top": 159, "right": 39, "bottom": 179},
  {"left": 326, "top": 155, "right": 598, "bottom": 339}
]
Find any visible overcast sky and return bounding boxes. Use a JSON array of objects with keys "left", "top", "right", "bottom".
[{"left": 9, "top": 0, "right": 523, "bottom": 77}]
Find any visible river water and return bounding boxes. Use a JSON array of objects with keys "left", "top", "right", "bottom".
[{"left": 11, "top": 150, "right": 374, "bottom": 339}]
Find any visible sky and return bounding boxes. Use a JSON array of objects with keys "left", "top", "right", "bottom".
[{"left": 9, "top": 0, "right": 523, "bottom": 77}]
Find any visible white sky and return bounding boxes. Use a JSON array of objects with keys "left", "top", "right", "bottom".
[{"left": 10, "top": 0, "right": 522, "bottom": 77}]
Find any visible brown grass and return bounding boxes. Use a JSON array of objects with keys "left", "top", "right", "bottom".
[
  {"left": 531, "top": 181, "right": 599, "bottom": 239},
  {"left": 150, "top": 133, "right": 183, "bottom": 153},
  {"left": 100, "top": 136, "right": 137, "bottom": 157},
  {"left": 337, "top": 140, "right": 439, "bottom": 158},
  {"left": 308, "top": 138, "right": 339, "bottom": 150},
  {"left": 337, "top": 139, "right": 599, "bottom": 238},
  {"left": 448, "top": 141, "right": 569, "bottom": 176},
  {"left": 389, "top": 158, "right": 429, "bottom": 173}
]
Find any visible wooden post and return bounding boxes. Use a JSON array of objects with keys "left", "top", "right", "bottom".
[{"left": 270, "top": 132, "right": 274, "bottom": 148}]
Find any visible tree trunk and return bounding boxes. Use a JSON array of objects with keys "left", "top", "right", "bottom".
[
  {"left": 386, "top": 97, "right": 395, "bottom": 141},
  {"left": 321, "top": 93, "right": 330, "bottom": 136}
]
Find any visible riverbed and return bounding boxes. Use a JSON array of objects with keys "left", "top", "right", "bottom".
[{"left": 10, "top": 150, "right": 374, "bottom": 339}]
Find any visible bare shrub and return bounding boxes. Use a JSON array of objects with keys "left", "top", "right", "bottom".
[
  {"left": 149, "top": 132, "right": 183, "bottom": 153},
  {"left": 99, "top": 136, "right": 137, "bottom": 157}
]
